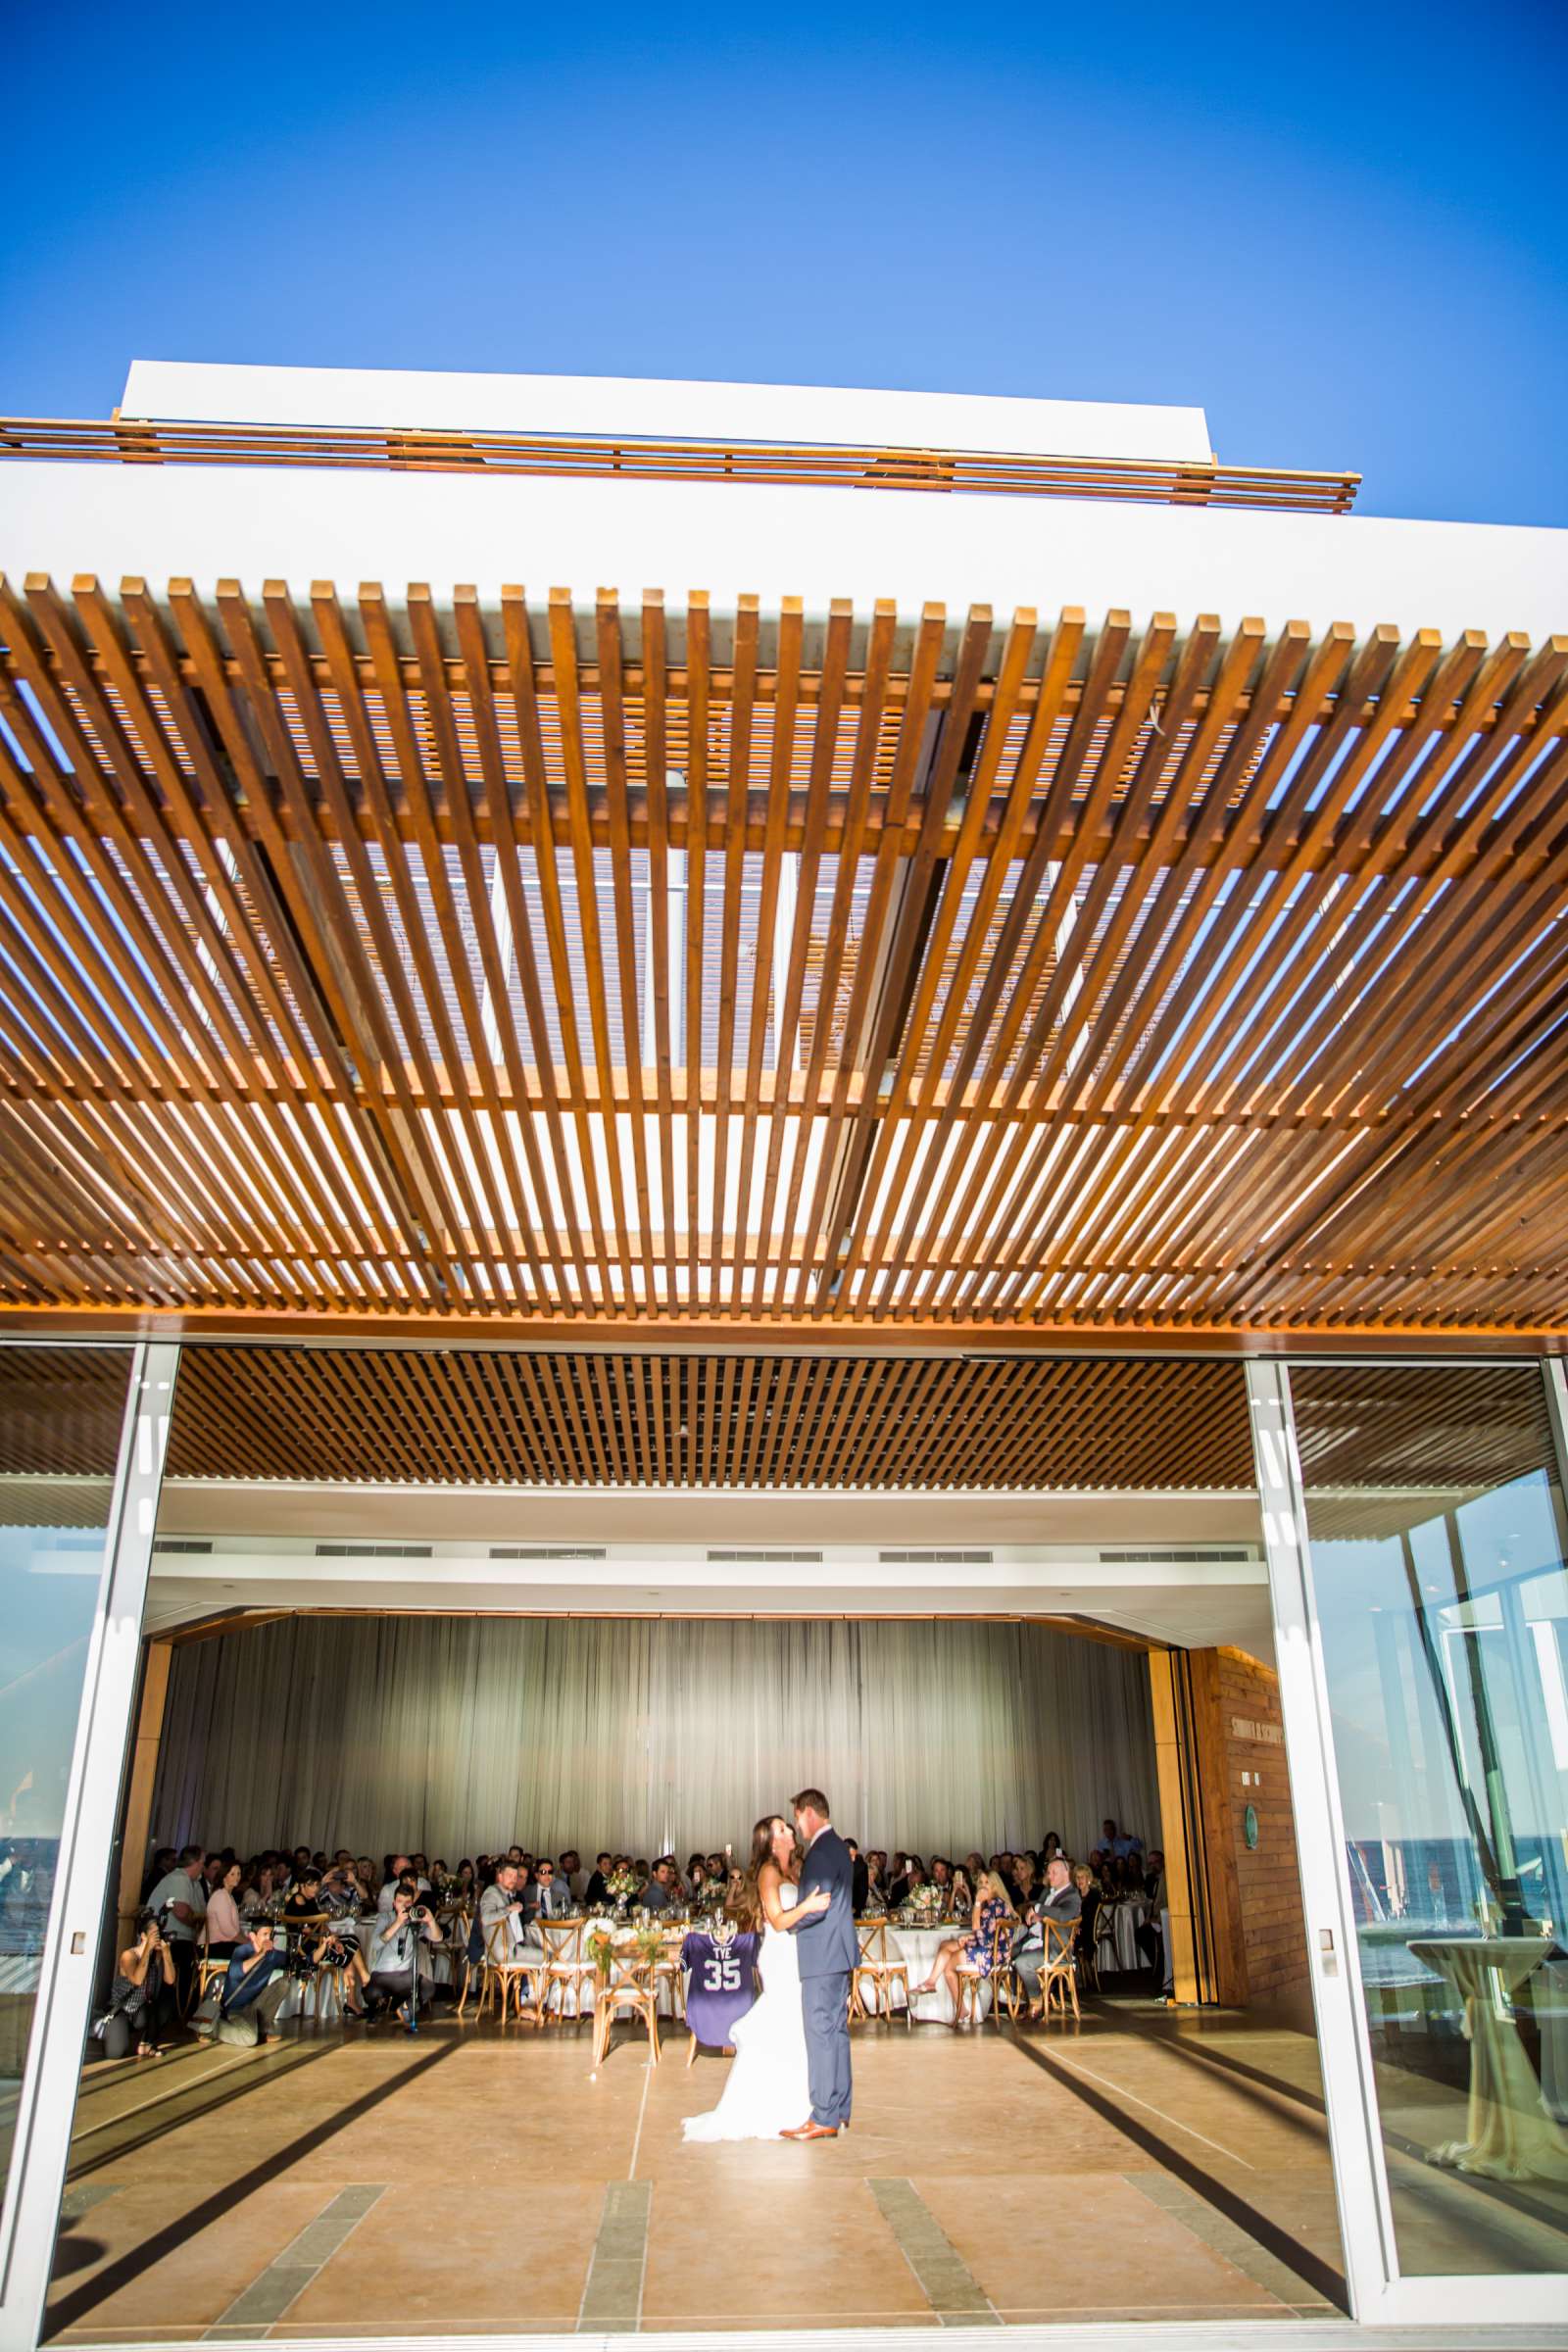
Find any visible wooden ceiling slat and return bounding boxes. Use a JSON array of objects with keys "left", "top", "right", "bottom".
[{"left": 2, "top": 580, "right": 1564, "bottom": 1343}]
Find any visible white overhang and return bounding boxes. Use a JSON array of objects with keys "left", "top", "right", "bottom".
[{"left": 2, "top": 458, "right": 1564, "bottom": 643}]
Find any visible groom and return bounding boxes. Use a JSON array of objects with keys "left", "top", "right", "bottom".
[{"left": 783, "top": 1787, "right": 856, "bottom": 2141}]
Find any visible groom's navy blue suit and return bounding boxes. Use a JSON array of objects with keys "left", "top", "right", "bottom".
[{"left": 794, "top": 1825, "right": 856, "bottom": 2129}]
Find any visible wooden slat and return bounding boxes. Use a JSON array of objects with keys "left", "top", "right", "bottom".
[
  {"left": 0, "top": 581, "right": 1564, "bottom": 1345},
  {"left": 0, "top": 415, "right": 1362, "bottom": 513}
]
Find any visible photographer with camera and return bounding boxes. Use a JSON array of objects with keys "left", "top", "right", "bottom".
[
  {"left": 91, "top": 1911, "right": 175, "bottom": 2059},
  {"left": 282, "top": 1868, "right": 371, "bottom": 2019},
  {"left": 368, "top": 1878, "right": 444, "bottom": 2024}
]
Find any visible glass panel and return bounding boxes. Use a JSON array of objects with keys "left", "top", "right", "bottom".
[
  {"left": 1292, "top": 1362, "right": 1568, "bottom": 2275},
  {"left": 0, "top": 1345, "right": 132, "bottom": 2212}
]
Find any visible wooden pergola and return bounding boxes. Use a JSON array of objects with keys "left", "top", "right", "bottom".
[{"left": 0, "top": 566, "right": 1564, "bottom": 1349}]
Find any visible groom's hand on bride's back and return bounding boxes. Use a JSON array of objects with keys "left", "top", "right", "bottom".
[{"left": 806, "top": 1889, "right": 832, "bottom": 1914}]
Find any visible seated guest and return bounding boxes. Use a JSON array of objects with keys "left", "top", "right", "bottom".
[
  {"left": 863, "top": 1851, "right": 888, "bottom": 1911},
  {"left": 204, "top": 1860, "right": 246, "bottom": 1959},
  {"left": 1072, "top": 1862, "right": 1102, "bottom": 1966},
  {"left": 950, "top": 1865, "right": 975, "bottom": 1916},
  {"left": 369, "top": 1884, "right": 444, "bottom": 2022},
  {"left": 637, "top": 1858, "right": 678, "bottom": 1912},
  {"left": 889, "top": 1855, "right": 926, "bottom": 1910},
  {"left": 585, "top": 1853, "right": 613, "bottom": 1907},
  {"left": 1040, "top": 1831, "right": 1063, "bottom": 1866},
  {"left": 847, "top": 1838, "right": 869, "bottom": 1916},
  {"left": 219, "top": 1922, "right": 291, "bottom": 2041},
  {"left": 1013, "top": 1854, "right": 1038, "bottom": 1910},
  {"left": 1102, "top": 1817, "right": 1145, "bottom": 1860},
  {"left": 528, "top": 1858, "right": 572, "bottom": 1919},
  {"left": 479, "top": 1862, "right": 531, "bottom": 1959},
  {"left": 681, "top": 1908, "right": 760, "bottom": 2053},
  {"left": 1014, "top": 1857, "right": 1083, "bottom": 2017},
  {"left": 930, "top": 1857, "right": 954, "bottom": 1906},
  {"left": 94, "top": 1912, "right": 175, "bottom": 2058},
  {"left": 909, "top": 1871, "right": 1014, "bottom": 2019},
  {"left": 561, "top": 1851, "right": 586, "bottom": 1902},
  {"left": 377, "top": 1854, "right": 428, "bottom": 1914}
]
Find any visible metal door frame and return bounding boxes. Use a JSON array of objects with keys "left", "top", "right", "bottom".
[
  {"left": 1248, "top": 1355, "right": 1568, "bottom": 2328},
  {"left": 0, "top": 1345, "right": 178, "bottom": 2352}
]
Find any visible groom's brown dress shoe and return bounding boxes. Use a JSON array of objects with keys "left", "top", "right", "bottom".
[{"left": 781, "top": 2120, "right": 838, "bottom": 2140}]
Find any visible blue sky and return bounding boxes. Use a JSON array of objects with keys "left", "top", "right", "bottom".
[{"left": 4, "top": 1, "right": 1565, "bottom": 525}]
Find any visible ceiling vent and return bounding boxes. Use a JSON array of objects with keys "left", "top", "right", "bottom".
[
  {"left": 707, "top": 1548, "right": 824, "bottom": 1563},
  {"left": 488, "top": 1544, "right": 608, "bottom": 1560},
  {"left": 880, "top": 1548, "right": 995, "bottom": 1565},
  {"left": 315, "top": 1543, "right": 433, "bottom": 1558},
  {"left": 153, "top": 1538, "right": 214, "bottom": 1554},
  {"left": 1097, "top": 1547, "right": 1251, "bottom": 1564}
]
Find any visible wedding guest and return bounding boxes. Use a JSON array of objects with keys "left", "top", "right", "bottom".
[
  {"left": 480, "top": 1862, "right": 530, "bottom": 1959},
  {"left": 284, "top": 1870, "right": 370, "bottom": 2016},
  {"left": 139, "top": 1846, "right": 176, "bottom": 1904},
  {"left": 950, "top": 1866, "right": 975, "bottom": 1915},
  {"left": 1040, "top": 1832, "right": 1063, "bottom": 1866},
  {"left": 889, "top": 1855, "right": 926, "bottom": 1910},
  {"left": 144, "top": 1843, "right": 208, "bottom": 2016},
  {"left": 219, "top": 1922, "right": 291, "bottom": 2040},
  {"left": 909, "top": 1871, "right": 1014, "bottom": 2020},
  {"left": 528, "top": 1859, "right": 572, "bottom": 1919},
  {"left": 1016, "top": 1857, "right": 1082, "bottom": 2017},
  {"left": 94, "top": 1913, "right": 175, "bottom": 2058},
  {"left": 455, "top": 1859, "right": 477, "bottom": 1902},
  {"left": 204, "top": 1860, "right": 245, "bottom": 1960},
  {"left": 1103, "top": 1818, "right": 1145, "bottom": 1859},
  {"left": 930, "top": 1857, "right": 954, "bottom": 1903},
  {"left": 1013, "top": 1855, "right": 1038, "bottom": 1909},
  {"left": 847, "top": 1839, "right": 869, "bottom": 1916},
  {"left": 1072, "top": 1862, "right": 1102, "bottom": 1972},
  {"left": 585, "top": 1853, "right": 612, "bottom": 1907},
  {"left": 637, "top": 1859, "right": 677, "bottom": 1913},
  {"left": 562, "top": 1850, "right": 586, "bottom": 1902},
  {"left": 863, "top": 1851, "right": 888, "bottom": 1911}
]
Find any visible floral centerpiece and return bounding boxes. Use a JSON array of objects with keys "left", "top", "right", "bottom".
[
  {"left": 606, "top": 1864, "right": 642, "bottom": 1919},
  {"left": 586, "top": 1922, "right": 665, "bottom": 1984},
  {"left": 898, "top": 1881, "right": 948, "bottom": 1926}
]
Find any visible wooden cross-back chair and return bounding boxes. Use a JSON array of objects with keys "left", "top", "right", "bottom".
[
  {"left": 852, "top": 1921, "right": 911, "bottom": 2025},
  {"left": 956, "top": 1913, "right": 1020, "bottom": 2027}
]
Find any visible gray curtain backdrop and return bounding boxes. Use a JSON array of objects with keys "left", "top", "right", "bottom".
[{"left": 151, "top": 1616, "right": 1160, "bottom": 1864}]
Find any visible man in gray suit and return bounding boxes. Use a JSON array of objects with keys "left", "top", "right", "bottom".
[
  {"left": 1011, "top": 1856, "right": 1082, "bottom": 2003},
  {"left": 784, "top": 1788, "right": 857, "bottom": 2140}
]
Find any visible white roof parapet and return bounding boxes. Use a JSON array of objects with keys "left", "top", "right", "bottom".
[{"left": 119, "top": 359, "right": 1215, "bottom": 466}]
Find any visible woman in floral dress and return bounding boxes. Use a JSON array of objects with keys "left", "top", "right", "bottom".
[{"left": 907, "top": 1871, "right": 1015, "bottom": 2022}]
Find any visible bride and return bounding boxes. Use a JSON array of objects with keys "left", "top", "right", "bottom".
[{"left": 682, "top": 1814, "right": 830, "bottom": 2142}]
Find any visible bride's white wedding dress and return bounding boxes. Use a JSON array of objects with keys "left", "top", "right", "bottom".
[{"left": 682, "top": 1883, "right": 808, "bottom": 2141}]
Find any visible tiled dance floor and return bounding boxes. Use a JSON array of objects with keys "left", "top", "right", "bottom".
[{"left": 42, "top": 2003, "right": 1563, "bottom": 2339}]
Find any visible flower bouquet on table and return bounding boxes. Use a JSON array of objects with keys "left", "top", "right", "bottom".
[
  {"left": 606, "top": 1864, "right": 642, "bottom": 1920},
  {"left": 899, "top": 1882, "right": 948, "bottom": 1927}
]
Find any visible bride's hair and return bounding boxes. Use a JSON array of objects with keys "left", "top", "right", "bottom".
[{"left": 749, "top": 1814, "right": 793, "bottom": 1877}]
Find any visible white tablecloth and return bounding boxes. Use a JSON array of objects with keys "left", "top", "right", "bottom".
[
  {"left": 1100, "top": 1898, "right": 1149, "bottom": 1974},
  {"left": 858, "top": 1923, "right": 996, "bottom": 2024},
  {"left": 273, "top": 1914, "right": 462, "bottom": 2022}
]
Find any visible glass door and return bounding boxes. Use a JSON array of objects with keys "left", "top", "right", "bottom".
[
  {"left": 0, "top": 1345, "right": 176, "bottom": 2352},
  {"left": 1250, "top": 1356, "right": 1568, "bottom": 2327}
]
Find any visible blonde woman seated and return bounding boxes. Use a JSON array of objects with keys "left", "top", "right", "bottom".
[{"left": 908, "top": 1870, "right": 1014, "bottom": 2018}]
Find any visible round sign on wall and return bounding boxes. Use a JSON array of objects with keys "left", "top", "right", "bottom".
[{"left": 1244, "top": 1802, "right": 1259, "bottom": 1851}]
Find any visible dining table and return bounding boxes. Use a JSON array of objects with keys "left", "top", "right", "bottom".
[{"left": 1405, "top": 1936, "right": 1568, "bottom": 2182}]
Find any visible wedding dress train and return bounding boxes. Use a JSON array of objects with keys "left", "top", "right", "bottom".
[{"left": 682, "top": 1882, "right": 808, "bottom": 2141}]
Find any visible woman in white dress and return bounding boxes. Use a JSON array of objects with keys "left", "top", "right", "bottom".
[{"left": 682, "top": 1815, "right": 830, "bottom": 2142}]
